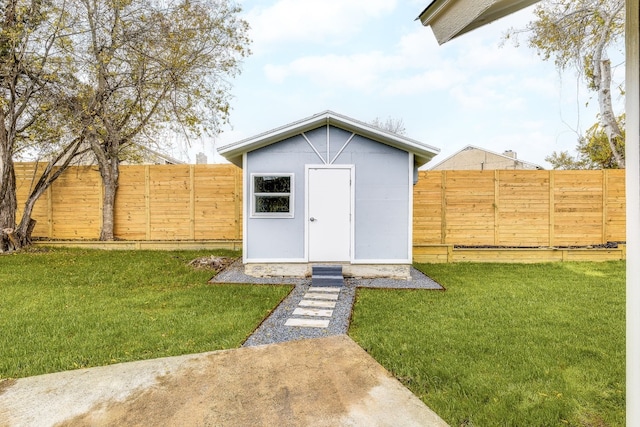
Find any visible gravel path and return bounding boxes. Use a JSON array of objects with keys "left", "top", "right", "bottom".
[
  {"left": 210, "top": 259, "right": 444, "bottom": 347},
  {"left": 242, "top": 283, "right": 356, "bottom": 347}
]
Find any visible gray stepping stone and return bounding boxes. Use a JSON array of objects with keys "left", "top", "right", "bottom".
[
  {"left": 292, "top": 307, "right": 333, "bottom": 317},
  {"left": 284, "top": 318, "right": 330, "bottom": 328}
]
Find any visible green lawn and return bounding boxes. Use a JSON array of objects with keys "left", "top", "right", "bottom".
[
  {"left": 0, "top": 248, "right": 291, "bottom": 379},
  {"left": 349, "top": 262, "right": 625, "bottom": 427},
  {"left": 1, "top": 249, "right": 626, "bottom": 425}
]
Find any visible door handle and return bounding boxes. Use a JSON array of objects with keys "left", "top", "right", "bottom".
[{"left": 310, "top": 217, "right": 316, "bottom": 222}]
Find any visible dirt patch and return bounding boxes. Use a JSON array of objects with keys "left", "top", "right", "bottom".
[
  {"left": 0, "top": 379, "right": 16, "bottom": 397},
  {"left": 187, "top": 256, "right": 235, "bottom": 271}
]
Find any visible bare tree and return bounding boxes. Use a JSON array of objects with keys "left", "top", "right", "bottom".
[
  {"left": 67, "top": 0, "right": 250, "bottom": 240},
  {"left": 369, "top": 116, "right": 407, "bottom": 135}
]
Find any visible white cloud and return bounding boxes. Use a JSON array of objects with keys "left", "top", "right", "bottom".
[
  {"left": 447, "top": 74, "right": 527, "bottom": 111},
  {"left": 245, "top": 0, "right": 397, "bottom": 51},
  {"left": 383, "top": 67, "right": 466, "bottom": 95},
  {"left": 264, "top": 51, "right": 403, "bottom": 92},
  {"left": 257, "top": 11, "right": 553, "bottom": 103},
  {"left": 394, "top": 27, "right": 444, "bottom": 68}
]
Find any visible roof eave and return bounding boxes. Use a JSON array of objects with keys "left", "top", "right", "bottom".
[
  {"left": 418, "top": 0, "right": 539, "bottom": 45},
  {"left": 218, "top": 111, "right": 440, "bottom": 168}
]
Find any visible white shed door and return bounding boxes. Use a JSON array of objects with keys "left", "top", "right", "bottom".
[{"left": 307, "top": 167, "right": 352, "bottom": 262}]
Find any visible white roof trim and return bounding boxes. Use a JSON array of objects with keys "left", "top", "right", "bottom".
[
  {"left": 418, "top": 0, "right": 539, "bottom": 44},
  {"left": 427, "top": 144, "right": 543, "bottom": 170},
  {"left": 218, "top": 110, "right": 440, "bottom": 167}
]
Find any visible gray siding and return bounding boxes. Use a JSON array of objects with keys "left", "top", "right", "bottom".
[
  {"left": 333, "top": 136, "right": 409, "bottom": 260},
  {"left": 245, "top": 134, "right": 316, "bottom": 260},
  {"left": 245, "top": 125, "right": 410, "bottom": 262}
]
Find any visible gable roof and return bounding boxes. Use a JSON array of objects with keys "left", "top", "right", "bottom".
[
  {"left": 418, "top": 0, "right": 538, "bottom": 44},
  {"left": 217, "top": 110, "right": 440, "bottom": 167},
  {"left": 427, "top": 144, "right": 543, "bottom": 170}
]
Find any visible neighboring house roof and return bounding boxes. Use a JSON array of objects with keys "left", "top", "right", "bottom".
[
  {"left": 217, "top": 110, "right": 440, "bottom": 168},
  {"left": 418, "top": 0, "right": 538, "bottom": 44},
  {"left": 61, "top": 142, "right": 185, "bottom": 166},
  {"left": 427, "top": 145, "right": 543, "bottom": 170},
  {"left": 133, "top": 145, "right": 185, "bottom": 165}
]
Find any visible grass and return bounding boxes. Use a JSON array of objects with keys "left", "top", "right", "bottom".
[
  {"left": 0, "top": 248, "right": 291, "bottom": 379},
  {"left": 349, "top": 262, "right": 625, "bottom": 427}
]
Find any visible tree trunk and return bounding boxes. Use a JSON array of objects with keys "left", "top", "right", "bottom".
[
  {"left": 597, "top": 59, "right": 625, "bottom": 168},
  {"left": 0, "top": 157, "right": 17, "bottom": 251},
  {"left": 100, "top": 164, "right": 118, "bottom": 241},
  {"left": 93, "top": 149, "right": 120, "bottom": 241},
  {"left": 16, "top": 190, "right": 43, "bottom": 246},
  {"left": 8, "top": 138, "right": 88, "bottom": 250}
]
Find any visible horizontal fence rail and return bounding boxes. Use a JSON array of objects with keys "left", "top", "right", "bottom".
[{"left": 15, "top": 164, "right": 625, "bottom": 247}]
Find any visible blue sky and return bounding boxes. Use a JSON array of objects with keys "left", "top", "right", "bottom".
[{"left": 178, "top": 0, "right": 624, "bottom": 168}]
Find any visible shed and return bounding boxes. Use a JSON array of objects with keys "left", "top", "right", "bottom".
[{"left": 218, "top": 111, "right": 440, "bottom": 279}]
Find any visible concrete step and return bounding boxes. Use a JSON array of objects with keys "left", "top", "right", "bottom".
[
  {"left": 312, "top": 265, "right": 344, "bottom": 287},
  {"left": 312, "top": 265, "right": 343, "bottom": 276},
  {"left": 311, "top": 276, "right": 344, "bottom": 287}
]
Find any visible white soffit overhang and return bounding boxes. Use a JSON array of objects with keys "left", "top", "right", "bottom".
[
  {"left": 217, "top": 110, "right": 440, "bottom": 168},
  {"left": 418, "top": 0, "right": 539, "bottom": 45}
]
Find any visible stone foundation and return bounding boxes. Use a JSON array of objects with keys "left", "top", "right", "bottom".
[{"left": 244, "top": 263, "right": 411, "bottom": 280}]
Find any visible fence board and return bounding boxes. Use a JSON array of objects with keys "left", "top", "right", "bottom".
[{"left": 14, "top": 165, "right": 625, "bottom": 246}]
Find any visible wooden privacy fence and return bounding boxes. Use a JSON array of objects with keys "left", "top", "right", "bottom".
[
  {"left": 413, "top": 170, "right": 625, "bottom": 247},
  {"left": 14, "top": 164, "right": 625, "bottom": 246},
  {"left": 15, "top": 163, "right": 243, "bottom": 241}
]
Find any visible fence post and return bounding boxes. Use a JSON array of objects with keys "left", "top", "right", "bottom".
[
  {"left": 549, "top": 170, "right": 555, "bottom": 247},
  {"left": 189, "top": 165, "right": 195, "bottom": 240},
  {"left": 441, "top": 170, "right": 447, "bottom": 244},
  {"left": 145, "top": 165, "right": 150, "bottom": 240},
  {"left": 46, "top": 184, "right": 53, "bottom": 238},
  {"left": 602, "top": 169, "right": 608, "bottom": 244},
  {"left": 98, "top": 172, "right": 104, "bottom": 235},
  {"left": 235, "top": 167, "right": 242, "bottom": 240},
  {"left": 494, "top": 170, "right": 499, "bottom": 245}
]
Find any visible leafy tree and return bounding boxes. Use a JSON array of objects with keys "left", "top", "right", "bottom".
[
  {"left": 546, "top": 114, "right": 625, "bottom": 169},
  {"left": 545, "top": 150, "right": 587, "bottom": 170},
  {"left": 369, "top": 116, "right": 407, "bottom": 135},
  {"left": 509, "top": 0, "right": 625, "bottom": 167},
  {"left": 0, "top": 0, "right": 90, "bottom": 251},
  {"left": 66, "top": 0, "right": 250, "bottom": 240}
]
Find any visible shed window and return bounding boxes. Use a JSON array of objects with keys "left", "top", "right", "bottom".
[{"left": 251, "top": 174, "right": 294, "bottom": 217}]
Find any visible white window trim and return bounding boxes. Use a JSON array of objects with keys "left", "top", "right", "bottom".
[{"left": 250, "top": 173, "right": 294, "bottom": 218}]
